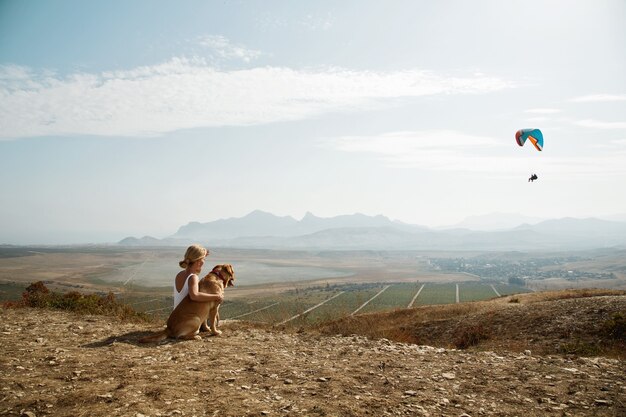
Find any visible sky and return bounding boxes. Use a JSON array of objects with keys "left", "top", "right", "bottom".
[{"left": 1, "top": 0, "right": 625, "bottom": 244}]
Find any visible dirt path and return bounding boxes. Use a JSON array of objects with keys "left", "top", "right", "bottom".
[
  {"left": 407, "top": 284, "right": 425, "bottom": 308},
  {"left": 351, "top": 285, "right": 390, "bottom": 315},
  {"left": 1, "top": 307, "right": 624, "bottom": 417},
  {"left": 279, "top": 292, "right": 345, "bottom": 325}
]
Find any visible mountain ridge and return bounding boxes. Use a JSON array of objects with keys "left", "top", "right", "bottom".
[{"left": 119, "top": 211, "right": 626, "bottom": 251}]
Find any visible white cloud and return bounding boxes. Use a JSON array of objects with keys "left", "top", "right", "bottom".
[
  {"left": 0, "top": 60, "right": 511, "bottom": 139},
  {"left": 525, "top": 117, "right": 549, "bottom": 123},
  {"left": 574, "top": 119, "right": 626, "bottom": 129},
  {"left": 0, "top": 64, "right": 32, "bottom": 81},
  {"left": 196, "top": 35, "right": 262, "bottom": 63},
  {"left": 325, "top": 130, "right": 626, "bottom": 176},
  {"left": 255, "top": 11, "right": 334, "bottom": 32},
  {"left": 331, "top": 130, "right": 504, "bottom": 153},
  {"left": 524, "top": 108, "right": 561, "bottom": 114},
  {"left": 325, "top": 130, "right": 516, "bottom": 172},
  {"left": 569, "top": 94, "right": 626, "bottom": 103},
  {"left": 298, "top": 13, "right": 334, "bottom": 31}
]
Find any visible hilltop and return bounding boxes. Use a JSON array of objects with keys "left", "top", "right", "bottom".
[{"left": 1, "top": 289, "right": 625, "bottom": 416}]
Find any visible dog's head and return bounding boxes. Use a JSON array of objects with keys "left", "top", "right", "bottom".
[{"left": 210, "top": 264, "right": 235, "bottom": 287}]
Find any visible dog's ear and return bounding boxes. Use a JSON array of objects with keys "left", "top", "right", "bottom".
[{"left": 227, "top": 264, "right": 235, "bottom": 286}]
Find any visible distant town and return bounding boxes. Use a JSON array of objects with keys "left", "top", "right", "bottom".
[{"left": 428, "top": 256, "right": 617, "bottom": 285}]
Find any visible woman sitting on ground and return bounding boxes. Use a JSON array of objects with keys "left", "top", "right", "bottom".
[{"left": 174, "top": 244, "right": 223, "bottom": 309}]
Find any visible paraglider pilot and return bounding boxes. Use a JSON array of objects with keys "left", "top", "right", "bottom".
[{"left": 528, "top": 174, "right": 538, "bottom": 182}]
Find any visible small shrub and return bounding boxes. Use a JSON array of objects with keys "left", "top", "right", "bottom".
[
  {"left": 508, "top": 297, "right": 520, "bottom": 303},
  {"left": 22, "top": 281, "right": 52, "bottom": 308},
  {"left": 454, "top": 324, "right": 491, "bottom": 349},
  {"left": 17, "top": 281, "right": 149, "bottom": 321},
  {"left": 602, "top": 312, "right": 626, "bottom": 341},
  {"left": 557, "top": 341, "right": 601, "bottom": 356},
  {"left": 2, "top": 300, "right": 22, "bottom": 308}
]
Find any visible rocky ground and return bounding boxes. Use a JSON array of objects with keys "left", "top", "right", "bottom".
[{"left": 1, "top": 306, "right": 624, "bottom": 417}]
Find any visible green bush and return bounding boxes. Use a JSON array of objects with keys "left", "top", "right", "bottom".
[{"left": 19, "top": 281, "right": 149, "bottom": 321}]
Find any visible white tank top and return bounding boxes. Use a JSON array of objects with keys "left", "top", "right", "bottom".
[{"left": 173, "top": 274, "right": 195, "bottom": 308}]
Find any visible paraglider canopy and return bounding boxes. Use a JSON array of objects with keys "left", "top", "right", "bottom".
[{"left": 515, "top": 128, "right": 543, "bottom": 151}]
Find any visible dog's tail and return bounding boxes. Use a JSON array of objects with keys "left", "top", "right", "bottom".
[{"left": 138, "top": 329, "right": 168, "bottom": 344}]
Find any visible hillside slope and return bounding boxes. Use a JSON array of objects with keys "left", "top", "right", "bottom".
[
  {"left": 1, "top": 298, "right": 625, "bottom": 416},
  {"left": 316, "top": 290, "right": 626, "bottom": 357}
]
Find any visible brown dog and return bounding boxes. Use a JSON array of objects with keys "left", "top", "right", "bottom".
[{"left": 140, "top": 264, "right": 235, "bottom": 343}]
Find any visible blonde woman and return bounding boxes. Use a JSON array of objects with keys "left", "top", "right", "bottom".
[{"left": 174, "top": 244, "right": 223, "bottom": 309}]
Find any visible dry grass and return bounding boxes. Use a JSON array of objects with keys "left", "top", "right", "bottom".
[
  {"left": 499, "top": 288, "right": 626, "bottom": 304},
  {"left": 6, "top": 282, "right": 626, "bottom": 359},
  {"left": 314, "top": 289, "right": 626, "bottom": 358}
]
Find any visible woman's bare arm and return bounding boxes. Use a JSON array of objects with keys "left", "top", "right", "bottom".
[{"left": 187, "top": 274, "right": 224, "bottom": 302}]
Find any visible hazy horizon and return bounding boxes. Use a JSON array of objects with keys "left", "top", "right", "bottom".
[
  {"left": 1, "top": 1, "right": 625, "bottom": 245},
  {"left": 3, "top": 209, "right": 626, "bottom": 246}
]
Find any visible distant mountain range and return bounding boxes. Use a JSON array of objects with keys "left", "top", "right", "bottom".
[
  {"left": 439, "top": 212, "right": 546, "bottom": 231},
  {"left": 118, "top": 210, "right": 626, "bottom": 251}
]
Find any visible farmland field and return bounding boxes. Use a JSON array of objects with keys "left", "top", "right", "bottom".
[
  {"left": 115, "top": 280, "right": 531, "bottom": 324},
  {"left": 220, "top": 281, "right": 531, "bottom": 325},
  {"left": 459, "top": 282, "right": 499, "bottom": 302},
  {"left": 413, "top": 283, "right": 457, "bottom": 306},
  {"left": 357, "top": 282, "right": 421, "bottom": 313},
  {"left": 1, "top": 245, "right": 623, "bottom": 324},
  {"left": 298, "top": 286, "right": 381, "bottom": 321},
  {"left": 495, "top": 283, "right": 534, "bottom": 296}
]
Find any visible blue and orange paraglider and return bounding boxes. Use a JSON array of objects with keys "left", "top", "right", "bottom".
[
  {"left": 515, "top": 128, "right": 543, "bottom": 151},
  {"left": 515, "top": 128, "right": 543, "bottom": 182}
]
